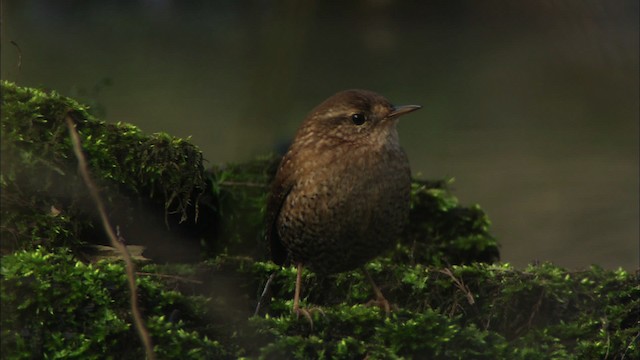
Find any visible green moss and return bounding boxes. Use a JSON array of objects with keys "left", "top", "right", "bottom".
[
  {"left": 208, "top": 157, "right": 276, "bottom": 257},
  {"left": 243, "top": 260, "right": 637, "bottom": 359},
  {"left": 3, "top": 249, "right": 635, "bottom": 359},
  {"left": 399, "top": 180, "right": 500, "bottom": 266}
]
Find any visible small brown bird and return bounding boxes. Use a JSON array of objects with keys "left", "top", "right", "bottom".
[{"left": 265, "top": 89, "right": 420, "bottom": 319}]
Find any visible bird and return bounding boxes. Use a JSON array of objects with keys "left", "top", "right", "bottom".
[{"left": 265, "top": 89, "right": 420, "bottom": 320}]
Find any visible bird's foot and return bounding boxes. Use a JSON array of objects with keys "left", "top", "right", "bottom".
[
  {"left": 365, "top": 296, "right": 392, "bottom": 316},
  {"left": 362, "top": 268, "right": 393, "bottom": 316},
  {"left": 292, "top": 305, "right": 325, "bottom": 329}
]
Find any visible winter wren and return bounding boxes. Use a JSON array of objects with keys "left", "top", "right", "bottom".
[{"left": 265, "top": 89, "right": 420, "bottom": 317}]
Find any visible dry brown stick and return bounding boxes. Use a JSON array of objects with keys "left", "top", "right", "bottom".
[
  {"left": 65, "top": 114, "right": 156, "bottom": 360},
  {"left": 254, "top": 272, "right": 276, "bottom": 316},
  {"left": 439, "top": 268, "right": 475, "bottom": 305}
]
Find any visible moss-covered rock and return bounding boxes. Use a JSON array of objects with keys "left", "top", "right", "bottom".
[{"left": 1, "top": 82, "right": 636, "bottom": 359}]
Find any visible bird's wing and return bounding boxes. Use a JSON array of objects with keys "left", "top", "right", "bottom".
[{"left": 265, "top": 161, "right": 294, "bottom": 266}]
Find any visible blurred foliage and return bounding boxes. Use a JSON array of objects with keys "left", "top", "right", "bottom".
[
  {"left": 208, "top": 157, "right": 277, "bottom": 258},
  {"left": 1, "top": 82, "right": 637, "bottom": 359},
  {"left": 68, "top": 77, "right": 113, "bottom": 119}
]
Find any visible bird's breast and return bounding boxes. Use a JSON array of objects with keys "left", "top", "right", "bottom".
[{"left": 277, "top": 142, "right": 411, "bottom": 273}]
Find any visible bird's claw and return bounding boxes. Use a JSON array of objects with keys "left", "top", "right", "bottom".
[
  {"left": 293, "top": 306, "right": 325, "bottom": 329},
  {"left": 365, "top": 297, "right": 392, "bottom": 316}
]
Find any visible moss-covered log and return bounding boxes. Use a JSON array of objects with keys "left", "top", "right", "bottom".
[{"left": 1, "top": 82, "right": 637, "bottom": 359}]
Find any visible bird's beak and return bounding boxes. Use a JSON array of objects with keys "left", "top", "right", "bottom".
[{"left": 388, "top": 105, "right": 422, "bottom": 118}]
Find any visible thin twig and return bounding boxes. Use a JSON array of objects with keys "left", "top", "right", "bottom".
[
  {"left": 620, "top": 329, "right": 639, "bottom": 360},
  {"left": 439, "top": 268, "right": 475, "bottom": 305},
  {"left": 527, "top": 290, "right": 545, "bottom": 329},
  {"left": 137, "top": 272, "right": 203, "bottom": 284},
  {"left": 65, "top": 113, "right": 156, "bottom": 360},
  {"left": 254, "top": 272, "right": 276, "bottom": 316},
  {"left": 10, "top": 40, "right": 22, "bottom": 72}
]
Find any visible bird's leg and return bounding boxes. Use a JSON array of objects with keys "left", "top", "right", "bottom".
[
  {"left": 293, "top": 263, "right": 303, "bottom": 311},
  {"left": 363, "top": 268, "right": 391, "bottom": 315},
  {"left": 293, "top": 263, "right": 314, "bottom": 327}
]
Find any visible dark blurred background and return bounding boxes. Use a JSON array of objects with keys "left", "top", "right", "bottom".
[{"left": 2, "top": 0, "right": 638, "bottom": 270}]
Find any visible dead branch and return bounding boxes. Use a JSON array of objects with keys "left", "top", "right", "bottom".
[
  {"left": 440, "top": 268, "right": 475, "bottom": 305},
  {"left": 65, "top": 113, "right": 156, "bottom": 360}
]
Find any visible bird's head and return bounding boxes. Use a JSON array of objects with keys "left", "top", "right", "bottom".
[{"left": 296, "top": 89, "right": 421, "bottom": 149}]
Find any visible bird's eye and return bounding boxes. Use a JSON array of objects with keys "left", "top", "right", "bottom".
[{"left": 351, "top": 113, "right": 366, "bottom": 125}]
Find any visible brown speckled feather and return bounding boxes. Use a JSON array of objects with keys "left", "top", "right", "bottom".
[{"left": 265, "top": 154, "right": 294, "bottom": 265}]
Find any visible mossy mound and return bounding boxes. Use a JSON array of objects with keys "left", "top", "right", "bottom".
[
  {"left": 2, "top": 249, "right": 636, "bottom": 359},
  {"left": 1, "top": 82, "right": 637, "bottom": 359},
  {"left": 1, "top": 81, "right": 214, "bottom": 261}
]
